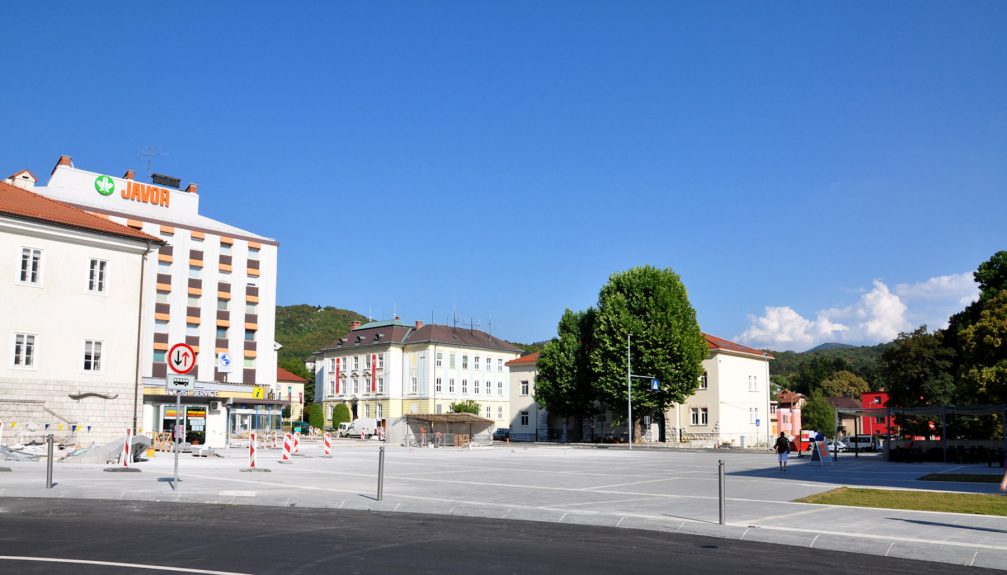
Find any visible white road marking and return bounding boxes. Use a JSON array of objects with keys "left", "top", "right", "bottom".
[
  {"left": 0, "top": 555, "right": 252, "bottom": 574},
  {"left": 219, "top": 491, "right": 256, "bottom": 497},
  {"left": 748, "top": 506, "right": 832, "bottom": 523}
]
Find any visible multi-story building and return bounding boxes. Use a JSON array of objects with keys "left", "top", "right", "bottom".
[
  {"left": 312, "top": 319, "right": 521, "bottom": 425},
  {"left": 505, "top": 334, "right": 772, "bottom": 447},
  {"left": 1, "top": 174, "right": 162, "bottom": 445},
  {"left": 33, "top": 156, "right": 280, "bottom": 448}
]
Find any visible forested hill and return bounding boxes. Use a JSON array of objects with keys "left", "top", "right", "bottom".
[
  {"left": 275, "top": 305, "right": 368, "bottom": 379},
  {"left": 768, "top": 342, "right": 890, "bottom": 395}
]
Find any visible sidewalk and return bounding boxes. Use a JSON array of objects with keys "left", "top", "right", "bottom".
[{"left": 1, "top": 442, "right": 1005, "bottom": 570}]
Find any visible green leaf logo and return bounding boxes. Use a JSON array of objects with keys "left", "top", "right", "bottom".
[{"left": 94, "top": 175, "right": 115, "bottom": 196}]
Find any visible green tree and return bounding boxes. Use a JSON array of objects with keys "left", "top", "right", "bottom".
[
  {"left": 817, "top": 370, "right": 870, "bottom": 398},
  {"left": 801, "top": 392, "right": 834, "bottom": 433},
  {"left": 588, "top": 266, "right": 707, "bottom": 442},
  {"left": 957, "top": 290, "right": 1007, "bottom": 405},
  {"left": 534, "top": 308, "right": 597, "bottom": 441},
  {"left": 306, "top": 403, "right": 325, "bottom": 430},
  {"left": 449, "top": 400, "right": 481, "bottom": 415},
  {"left": 881, "top": 326, "right": 956, "bottom": 409},
  {"left": 332, "top": 403, "right": 352, "bottom": 427}
]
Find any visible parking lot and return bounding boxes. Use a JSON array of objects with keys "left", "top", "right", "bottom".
[{"left": 2, "top": 441, "right": 1007, "bottom": 569}]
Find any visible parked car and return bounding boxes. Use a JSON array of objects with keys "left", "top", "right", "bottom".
[
  {"left": 289, "top": 421, "right": 311, "bottom": 434},
  {"left": 844, "top": 435, "right": 880, "bottom": 452},
  {"left": 335, "top": 422, "right": 351, "bottom": 438},
  {"left": 828, "top": 439, "right": 846, "bottom": 453},
  {"left": 492, "top": 428, "right": 510, "bottom": 441}
]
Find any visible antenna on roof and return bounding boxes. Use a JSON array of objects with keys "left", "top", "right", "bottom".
[
  {"left": 488, "top": 318, "right": 493, "bottom": 336},
  {"left": 137, "top": 145, "right": 169, "bottom": 179},
  {"left": 468, "top": 317, "right": 481, "bottom": 332}
]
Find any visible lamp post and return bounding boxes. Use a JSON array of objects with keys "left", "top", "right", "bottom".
[{"left": 626, "top": 333, "right": 657, "bottom": 451}]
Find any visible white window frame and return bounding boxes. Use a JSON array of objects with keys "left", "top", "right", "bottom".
[
  {"left": 19, "top": 247, "right": 43, "bottom": 286},
  {"left": 700, "top": 407, "right": 709, "bottom": 426},
  {"left": 449, "top": 378, "right": 455, "bottom": 393},
  {"left": 520, "top": 411, "right": 529, "bottom": 426},
  {"left": 436, "top": 352, "right": 443, "bottom": 367},
  {"left": 699, "top": 371, "right": 708, "bottom": 389},
  {"left": 436, "top": 377, "right": 442, "bottom": 392},
  {"left": 474, "top": 380, "right": 480, "bottom": 394},
  {"left": 497, "top": 381, "right": 503, "bottom": 396},
  {"left": 12, "top": 332, "right": 36, "bottom": 368},
  {"left": 410, "top": 377, "right": 418, "bottom": 394},
  {"left": 520, "top": 380, "right": 529, "bottom": 396},
  {"left": 461, "top": 379, "right": 468, "bottom": 394},
  {"left": 88, "top": 258, "right": 107, "bottom": 294},
  {"left": 376, "top": 403, "right": 383, "bottom": 418},
  {"left": 690, "top": 408, "right": 699, "bottom": 426},
  {"left": 83, "top": 339, "right": 103, "bottom": 373}
]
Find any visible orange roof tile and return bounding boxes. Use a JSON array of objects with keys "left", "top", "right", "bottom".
[
  {"left": 506, "top": 352, "right": 540, "bottom": 366},
  {"left": 703, "top": 333, "right": 774, "bottom": 359},
  {"left": 277, "top": 367, "right": 306, "bottom": 383},
  {"left": 0, "top": 181, "right": 162, "bottom": 244}
]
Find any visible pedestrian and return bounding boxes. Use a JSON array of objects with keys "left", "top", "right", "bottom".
[
  {"left": 1000, "top": 454, "right": 1007, "bottom": 494},
  {"left": 775, "top": 431, "right": 791, "bottom": 471}
]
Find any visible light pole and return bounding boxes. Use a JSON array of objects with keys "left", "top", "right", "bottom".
[{"left": 627, "top": 333, "right": 657, "bottom": 451}]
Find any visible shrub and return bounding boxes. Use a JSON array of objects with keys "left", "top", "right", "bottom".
[
  {"left": 307, "top": 403, "right": 325, "bottom": 430},
  {"left": 332, "top": 403, "right": 352, "bottom": 427}
]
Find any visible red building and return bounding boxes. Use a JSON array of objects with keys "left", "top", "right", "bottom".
[{"left": 860, "top": 392, "right": 897, "bottom": 436}]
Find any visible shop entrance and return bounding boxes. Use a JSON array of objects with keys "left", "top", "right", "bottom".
[{"left": 160, "top": 404, "right": 208, "bottom": 444}]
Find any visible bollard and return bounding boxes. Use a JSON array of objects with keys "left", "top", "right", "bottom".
[
  {"left": 377, "top": 446, "right": 385, "bottom": 501},
  {"left": 718, "top": 460, "right": 725, "bottom": 525},
  {"left": 46, "top": 434, "right": 54, "bottom": 489}
]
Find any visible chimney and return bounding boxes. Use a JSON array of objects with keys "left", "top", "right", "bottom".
[
  {"left": 185, "top": 183, "right": 199, "bottom": 194},
  {"left": 51, "top": 155, "right": 73, "bottom": 175},
  {"left": 415, "top": 320, "right": 425, "bottom": 329},
  {"left": 123, "top": 169, "right": 135, "bottom": 180},
  {"left": 350, "top": 321, "right": 361, "bottom": 330}
]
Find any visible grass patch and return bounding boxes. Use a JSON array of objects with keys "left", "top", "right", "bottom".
[
  {"left": 796, "top": 487, "right": 1007, "bottom": 516},
  {"left": 919, "top": 473, "right": 1003, "bottom": 483}
]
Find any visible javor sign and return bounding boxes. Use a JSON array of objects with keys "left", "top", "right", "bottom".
[{"left": 94, "top": 175, "right": 171, "bottom": 208}]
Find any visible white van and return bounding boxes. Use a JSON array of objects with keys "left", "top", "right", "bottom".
[
  {"left": 845, "top": 435, "right": 879, "bottom": 452},
  {"left": 342, "top": 418, "right": 379, "bottom": 439}
]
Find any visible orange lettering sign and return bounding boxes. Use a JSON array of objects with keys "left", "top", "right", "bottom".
[{"left": 122, "top": 180, "right": 170, "bottom": 208}]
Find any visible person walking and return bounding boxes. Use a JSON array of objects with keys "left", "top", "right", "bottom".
[
  {"left": 1000, "top": 454, "right": 1006, "bottom": 494},
  {"left": 775, "top": 432, "right": 791, "bottom": 471}
]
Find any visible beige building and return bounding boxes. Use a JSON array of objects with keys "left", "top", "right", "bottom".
[{"left": 506, "top": 352, "right": 547, "bottom": 441}]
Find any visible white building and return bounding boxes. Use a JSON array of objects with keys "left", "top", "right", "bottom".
[
  {"left": 504, "top": 334, "right": 772, "bottom": 447},
  {"left": 312, "top": 319, "right": 522, "bottom": 426},
  {"left": 33, "top": 156, "right": 281, "bottom": 448},
  {"left": 1, "top": 174, "right": 161, "bottom": 445}
]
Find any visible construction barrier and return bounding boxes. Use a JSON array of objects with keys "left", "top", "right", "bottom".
[
  {"left": 249, "top": 431, "right": 257, "bottom": 469},
  {"left": 293, "top": 431, "right": 301, "bottom": 455},
  {"left": 280, "top": 433, "right": 292, "bottom": 463},
  {"left": 323, "top": 432, "right": 332, "bottom": 457},
  {"left": 122, "top": 428, "right": 132, "bottom": 468}
]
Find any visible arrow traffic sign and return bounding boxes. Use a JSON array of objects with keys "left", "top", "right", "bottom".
[{"left": 168, "top": 343, "right": 196, "bottom": 375}]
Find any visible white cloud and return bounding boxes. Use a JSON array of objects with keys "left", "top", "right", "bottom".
[{"left": 737, "top": 274, "right": 978, "bottom": 352}]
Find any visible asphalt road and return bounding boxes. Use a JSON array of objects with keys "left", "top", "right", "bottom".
[{"left": 0, "top": 498, "right": 996, "bottom": 575}]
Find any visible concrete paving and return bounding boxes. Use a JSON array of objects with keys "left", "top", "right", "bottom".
[{"left": 3, "top": 440, "right": 1006, "bottom": 570}]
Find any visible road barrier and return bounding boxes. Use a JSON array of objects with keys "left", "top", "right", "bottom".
[
  {"left": 249, "top": 431, "right": 257, "bottom": 469},
  {"left": 322, "top": 432, "right": 332, "bottom": 458},
  {"left": 293, "top": 431, "right": 301, "bottom": 456},
  {"left": 280, "top": 433, "right": 292, "bottom": 464},
  {"left": 123, "top": 428, "right": 132, "bottom": 469}
]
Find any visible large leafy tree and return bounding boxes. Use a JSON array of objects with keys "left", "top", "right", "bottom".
[
  {"left": 801, "top": 392, "right": 835, "bottom": 434},
  {"left": 817, "top": 370, "right": 870, "bottom": 399},
  {"left": 881, "top": 326, "right": 956, "bottom": 408},
  {"left": 534, "top": 308, "right": 597, "bottom": 440},
  {"left": 957, "top": 290, "right": 1007, "bottom": 405},
  {"left": 588, "top": 266, "right": 707, "bottom": 441},
  {"left": 449, "top": 400, "right": 481, "bottom": 415}
]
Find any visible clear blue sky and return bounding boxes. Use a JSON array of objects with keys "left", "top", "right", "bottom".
[{"left": 4, "top": 2, "right": 1005, "bottom": 351}]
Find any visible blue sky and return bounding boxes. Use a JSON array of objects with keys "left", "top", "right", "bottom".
[{"left": 3, "top": 2, "right": 1004, "bottom": 351}]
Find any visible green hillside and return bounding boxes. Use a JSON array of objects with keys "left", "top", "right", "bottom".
[
  {"left": 275, "top": 305, "right": 368, "bottom": 381},
  {"left": 769, "top": 342, "right": 890, "bottom": 395}
]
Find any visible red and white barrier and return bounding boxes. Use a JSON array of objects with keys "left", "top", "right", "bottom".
[
  {"left": 271, "top": 430, "right": 278, "bottom": 449},
  {"left": 323, "top": 432, "right": 332, "bottom": 457},
  {"left": 280, "top": 433, "right": 292, "bottom": 463},
  {"left": 293, "top": 431, "right": 301, "bottom": 455},
  {"left": 122, "top": 428, "right": 132, "bottom": 468},
  {"left": 248, "top": 431, "right": 257, "bottom": 469}
]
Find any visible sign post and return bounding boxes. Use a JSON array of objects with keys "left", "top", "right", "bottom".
[{"left": 167, "top": 343, "right": 196, "bottom": 491}]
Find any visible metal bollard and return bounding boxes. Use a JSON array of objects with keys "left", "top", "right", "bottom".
[
  {"left": 46, "top": 434, "right": 54, "bottom": 489},
  {"left": 718, "top": 459, "right": 725, "bottom": 525},
  {"left": 377, "top": 446, "right": 385, "bottom": 501}
]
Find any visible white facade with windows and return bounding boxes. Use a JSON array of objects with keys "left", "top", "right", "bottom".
[
  {"left": 506, "top": 352, "right": 547, "bottom": 441},
  {"left": 1, "top": 176, "right": 157, "bottom": 445}
]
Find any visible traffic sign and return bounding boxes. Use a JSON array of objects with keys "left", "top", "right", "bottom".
[
  {"left": 168, "top": 343, "right": 196, "bottom": 374},
  {"left": 650, "top": 378, "right": 660, "bottom": 391},
  {"left": 167, "top": 374, "right": 194, "bottom": 392},
  {"left": 755, "top": 418, "right": 761, "bottom": 427},
  {"left": 218, "top": 352, "right": 233, "bottom": 373},
  {"left": 252, "top": 386, "right": 264, "bottom": 400}
]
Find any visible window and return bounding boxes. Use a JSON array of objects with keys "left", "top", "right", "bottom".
[
  {"left": 216, "top": 326, "right": 228, "bottom": 338},
  {"left": 13, "top": 333, "right": 35, "bottom": 367},
  {"left": 497, "top": 406, "right": 503, "bottom": 419},
  {"left": 248, "top": 246, "right": 260, "bottom": 261},
  {"left": 353, "top": 356, "right": 360, "bottom": 369},
  {"left": 449, "top": 353, "right": 456, "bottom": 368},
  {"left": 486, "top": 382, "right": 491, "bottom": 395},
  {"left": 749, "top": 407, "right": 756, "bottom": 423},
  {"left": 352, "top": 378, "right": 359, "bottom": 394},
  {"left": 376, "top": 403, "right": 382, "bottom": 418},
  {"left": 191, "top": 234, "right": 204, "bottom": 243},
  {"left": 219, "top": 269, "right": 231, "bottom": 283},
  {"left": 153, "top": 350, "right": 166, "bottom": 363},
  {"left": 83, "top": 340, "right": 102, "bottom": 372},
  {"left": 188, "top": 266, "right": 201, "bottom": 279},
  {"left": 474, "top": 356, "right": 480, "bottom": 370},
  {"left": 462, "top": 355, "right": 468, "bottom": 369},
  {"left": 246, "top": 303, "right": 257, "bottom": 314},
  {"left": 19, "top": 247, "right": 42, "bottom": 284},
  {"left": 474, "top": 380, "right": 480, "bottom": 394},
  {"left": 520, "top": 411, "right": 529, "bottom": 426},
  {"left": 187, "top": 295, "right": 200, "bottom": 307},
  {"left": 701, "top": 408, "right": 708, "bottom": 425},
  {"left": 498, "top": 358, "right": 503, "bottom": 371},
  {"left": 378, "top": 377, "right": 384, "bottom": 394},
  {"left": 244, "top": 329, "right": 255, "bottom": 341},
  {"left": 244, "top": 358, "right": 255, "bottom": 368},
  {"left": 156, "top": 292, "right": 170, "bottom": 304},
  {"left": 699, "top": 371, "right": 708, "bottom": 389},
  {"left": 220, "top": 243, "right": 232, "bottom": 255},
  {"left": 770, "top": 404, "right": 777, "bottom": 414},
  {"left": 521, "top": 380, "right": 529, "bottom": 396},
  {"left": 378, "top": 354, "right": 384, "bottom": 369},
  {"left": 436, "top": 377, "right": 442, "bottom": 392},
  {"left": 88, "top": 258, "right": 107, "bottom": 293},
  {"left": 876, "top": 417, "right": 886, "bottom": 424},
  {"left": 410, "top": 377, "right": 418, "bottom": 394},
  {"left": 449, "top": 378, "right": 455, "bottom": 393},
  {"left": 157, "top": 261, "right": 170, "bottom": 273},
  {"left": 436, "top": 352, "right": 443, "bottom": 367},
  {"left": 366, "top": 354, "right": 372, "bottom": 368},
  {"left": 186, "top": 323, "right": 199, "bottom": 337},
  {"left": 217, "top": 299, "right": 228, "bottom": 311},
  {"left": 485, "top": 405, "right": 492, "bottom": 419},
  {"left": 154, "top": 319, "right": 169, "bottom": 333},
  {"left": 461, "top": 379, "right": 468, "bottom": 394},
  {"left": 691, "top": 408, "right": 708, "bottom": 426},
  {"left": 435, "top": 404, "right": 443, "bottom": 414},
  {"left": 690, "top": 408, "right": 698, "bottom": 425},
  {"left": 364, "top": 404, "right": 371, "bottom": 418},
  {"left": 497, "top": 381, "right": 503, "bottom": 396},
  {"left": 749, "top": 375, "right": 758, "bottom": 392}
]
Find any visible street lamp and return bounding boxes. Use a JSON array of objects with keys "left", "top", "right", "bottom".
[{"left": 626, "top": 333, "right": 657, "bottom": 451}]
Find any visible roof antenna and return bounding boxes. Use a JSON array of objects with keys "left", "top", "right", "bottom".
[{"left": 137, "top": 145, "right": 169, "bottom": 179}]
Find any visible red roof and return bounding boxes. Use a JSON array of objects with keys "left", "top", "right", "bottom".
[
  {"left": 703, "top": 333, "right": 773, "bottom": 359},
  {"left": 277, "top": 367, "right": 306, "bottom": 383},
  {"left": 0, "top": 180, "right": 161, "bottom": 243},
  {"left": 506, "top": 352, "right": 539, "bottom": 366}
]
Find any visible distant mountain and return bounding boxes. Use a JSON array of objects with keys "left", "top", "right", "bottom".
[
  {"left": 275, "top": 305, "right": 368, "bottom": 380},
  {"left": 807, "top": 342, "right": 857, "bottom": 352}
]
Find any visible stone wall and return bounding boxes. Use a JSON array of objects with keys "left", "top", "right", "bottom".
[{"left": 0, "top": 377, "right": 138, "bottom": 447}]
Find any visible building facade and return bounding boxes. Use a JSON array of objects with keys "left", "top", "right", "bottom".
[
  {"left": 1, "top": 176, "right": 161, "bottom": 445},
  {"left": 312, "top": 319, "right": 522, "bottom": 426},
  {"left": 33, "top": 156, "right": 281, "bottom": 447},
  {"left": 506, "top": 352, "right": 548, "bottom": 441}
]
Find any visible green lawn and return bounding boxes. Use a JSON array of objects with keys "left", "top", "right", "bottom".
[
  {"left": 919, "top": 473, "right": 1003, "bottom": 483},
  {"left": 796, "top": 487, "right": 1007, "bottom": 516}
]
